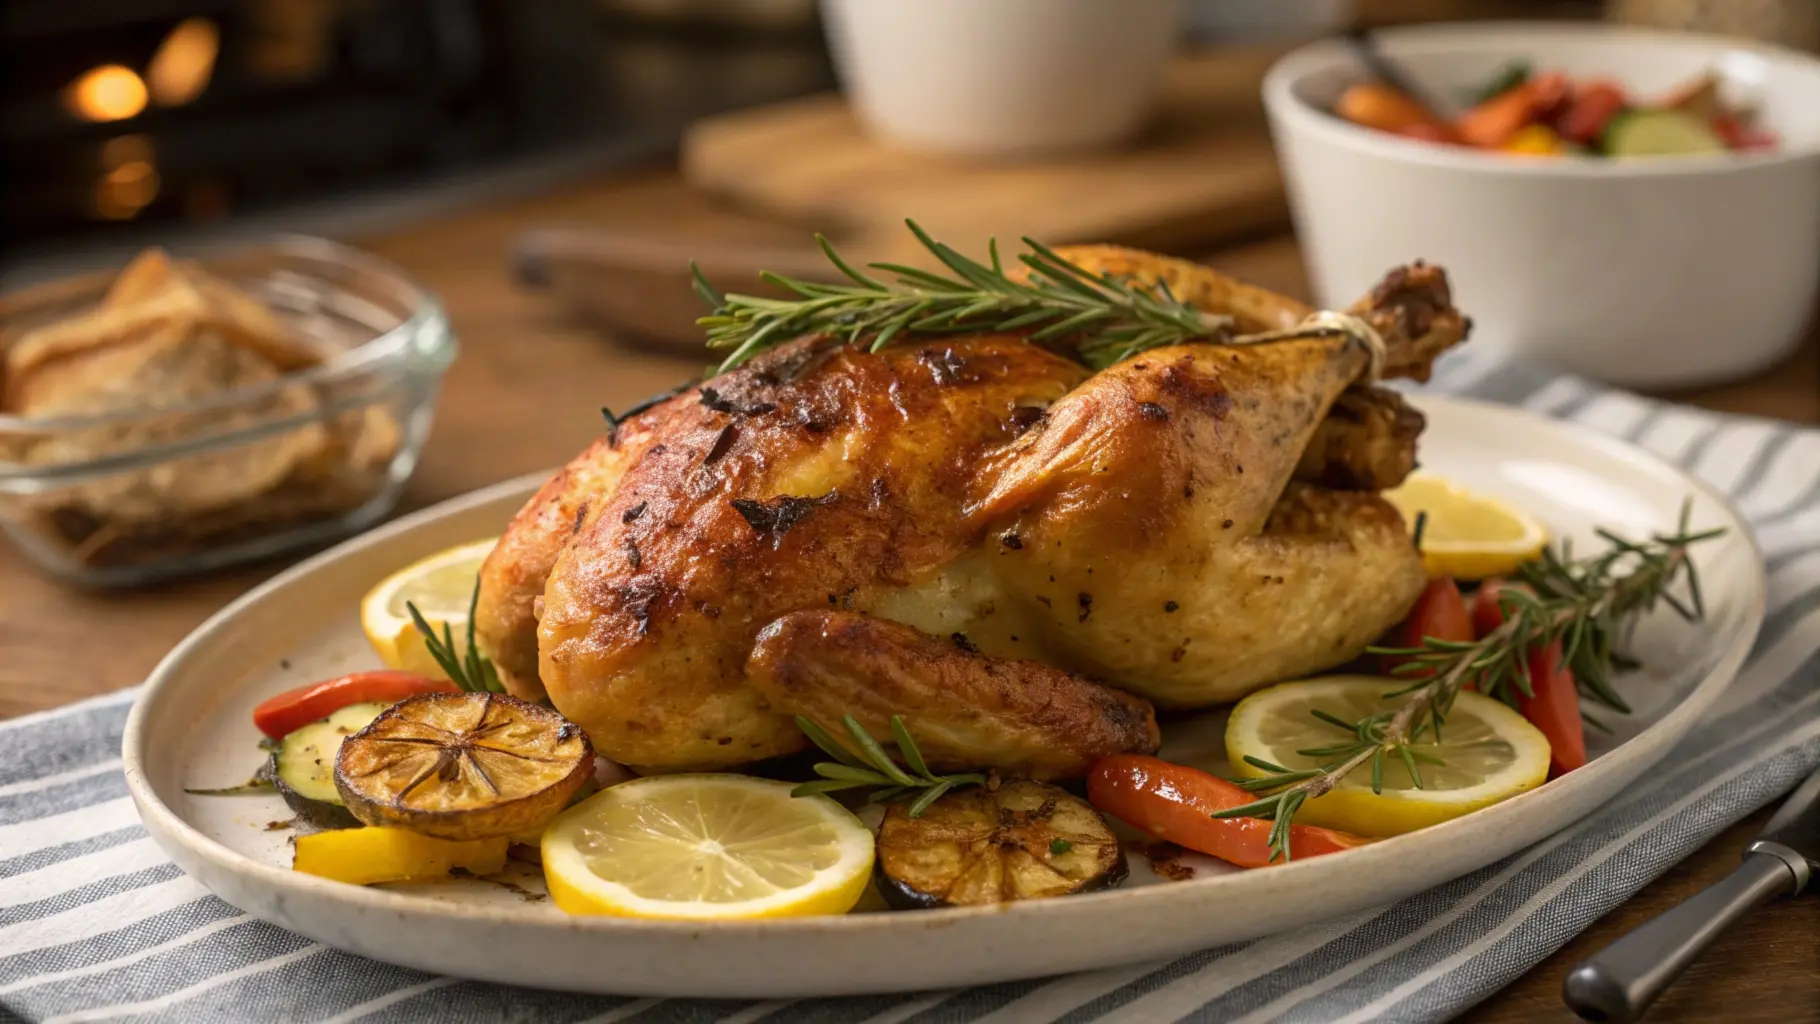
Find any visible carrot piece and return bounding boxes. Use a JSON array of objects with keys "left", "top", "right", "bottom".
[
  {"left": 1337, "top": 82, "right": 1442, "bottom": 134},
  {"left": 1456, "top": 80, "right": 1541, "bottom": 148},
  {"left": 1087, "top": 755, "right": 1374, "bottom": 868}
]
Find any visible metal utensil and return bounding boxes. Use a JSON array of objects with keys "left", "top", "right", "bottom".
[
  {"left": 1563, "top": 765, "right": 1820, "bottom": 1023},
  {"left": 1340, "top": 28, "right": 1459, "bottom": 119}
]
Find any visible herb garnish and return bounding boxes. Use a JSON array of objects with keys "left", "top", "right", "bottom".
[
  {"left": 1050, "top": 838, "right": 1075, "bottom": 856},
  {"left": 791, "top": 714, "right": 986, "bottom": 817},
  {"left": 406, "top": 579, "right": 506, "bottom": 694},
  {"left": 1218, "top": 504, "right": 1721, "bottom": 863},
  {"left": 693, "top": 221, "right": 1246, "bottom": 373}
]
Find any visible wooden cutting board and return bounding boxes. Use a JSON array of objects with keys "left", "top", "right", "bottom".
[{"left": 681, "top": 47, "right": 1290, "bottom": 262}]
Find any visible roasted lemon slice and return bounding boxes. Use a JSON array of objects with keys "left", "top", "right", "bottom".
[
  {"left": 361, "top": 538, "right": 498, "bottom": 679},
  {"left": 1382, "top": 473, "right": 1546, "bottom": 579},
  {"left": 1226, "top": 676, "right": 1552, "bottom": 837},
  {"left": 541, "top": 776, "right": 874, "bottom": 920},
  {"left": 335, "top": 692, "right": 593, "bottom": 841}
]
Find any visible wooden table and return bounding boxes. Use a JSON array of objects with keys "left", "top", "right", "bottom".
[{"left": 3, "top": 169, "right": 1815, "bottom": 1022}]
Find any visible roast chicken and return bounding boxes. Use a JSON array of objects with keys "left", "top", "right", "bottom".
[{"left": 475, "top": 247, "right": 1469, "bottom": 777}]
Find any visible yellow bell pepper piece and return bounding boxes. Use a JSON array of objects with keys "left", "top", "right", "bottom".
[
  {"left": 1502, "top": 124, "right": 1564, "bottom": 157},
  {"left": 293, "top": 827, "right": 508, "bottom": 885}
]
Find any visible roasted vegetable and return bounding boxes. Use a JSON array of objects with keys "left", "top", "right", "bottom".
[
  {"left": 1471, "top": 583, "right": 1587, "bottom": 776},
  {"left": 292, "top": 826, "right": 508, "bottom": 885},
  {"left": 272, "top": 702, "right": 388, "bottom": 828},
  {"left": 254, "top": 670, "right": 456, "bottom": 739},
  {"left": 874, "top": 779, "right": 1126, "bottom": 909},
  {"left": 1088, "top": 755, "right": 1373, "bottom": 867},
  {"left": 1378, "top": 577, "right": 1475, "bottom": 682},
  {"left": 334, "top": 691, "right": 593, "bottom": 841}
]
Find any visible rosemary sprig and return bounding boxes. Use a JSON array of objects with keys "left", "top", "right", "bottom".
[
  {"left": 1217, "top": 502, "right": 1722, "bottom": 863},
  {"left": 791, "top": 714, "right": 986, "bottom": 816},
  {"left": 406, "top": 579, "right": 506, "bottom": 694},
  {"left": 694, "top": 220, "right": 1235, "bottom": 373}
]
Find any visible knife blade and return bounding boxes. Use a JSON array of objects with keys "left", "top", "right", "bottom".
[{"left": 1563, "top": 764, "right": 1820, "bottom": 1023}]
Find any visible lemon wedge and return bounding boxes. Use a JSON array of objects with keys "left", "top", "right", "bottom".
[
  {"left": 541, "top": 775, "right": 875, "bottom": 920},
  {"left": 1226, "top": 676, "right": 1552, "bottom": 837},
  {"left": 361, "top": 538, "right": 498, "bottom": 679},
  {"left": 1383, "top": 473, "right": 1547, "bottom": 579}
]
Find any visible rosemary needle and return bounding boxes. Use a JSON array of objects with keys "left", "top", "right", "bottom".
[
  {"left": 406, "top": 578, "right": 506, "bottom": 694},
  {"left": 791, "top": 714, "right": 985, "bottom": 816}
]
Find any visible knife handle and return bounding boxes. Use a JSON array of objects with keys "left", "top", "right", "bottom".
[{"left": 1564, "top": 849, "right": 1802, "bottom": 1023}]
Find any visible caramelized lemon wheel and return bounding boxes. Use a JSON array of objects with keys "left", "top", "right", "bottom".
[{"left": 334, "top": 691, "right": 593, "bottom": 841}]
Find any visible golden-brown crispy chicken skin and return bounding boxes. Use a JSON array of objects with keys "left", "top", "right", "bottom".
[
  {"left": 966, "top": 339, "right": 1426, "bottom": 708},
  {"left": 477, "top": 246, "right": 1468, "bottom": 773},
  {"left": 534, "top": 337, "right": 1089, "bottom": 770}
]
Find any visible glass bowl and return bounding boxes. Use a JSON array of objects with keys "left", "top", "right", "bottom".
[{"left": 0, "top": 236, "right": 457, "bottom": 586}]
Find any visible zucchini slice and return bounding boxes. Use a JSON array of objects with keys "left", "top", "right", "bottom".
[
  {"left": 334, "top": 691, "right": 593, "bottom": 841},
  {"left": 875, "top": 780, "right": 1127, "bottom": 909},
  {"left": 272, "top": 702, "right": 389, "bottom": 829},
  {"left": 1604, "top": 109, "right": 1726, "bottom": 158}
]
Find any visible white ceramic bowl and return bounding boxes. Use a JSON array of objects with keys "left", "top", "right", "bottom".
[
  {"left": 1263, "top": 22, "right": 1820, "bottom": 389},
  {"left": 820, "top": 0, "right": 1184, "bottom": 157}
]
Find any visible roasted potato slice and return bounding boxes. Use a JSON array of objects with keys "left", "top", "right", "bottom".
[
  {"left": 334, "top": 691, "right": 593, "bottom": 841},
  {"left": 875, "top": 779, "right": 1126, "bottom": 909}
]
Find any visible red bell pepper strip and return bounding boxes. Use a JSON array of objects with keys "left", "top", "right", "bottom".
[
  {"left": 1471, "top": 581, "right": 1587, "bottom": 776},
  {"left": 1558, "top": 80, "right": 1628, "bottom": 145},
  {"left": 252, "top": 670, "right": 458, "bottom": 739},
  {"left": 1470, "top": 578, "right": 1526, "bottom": 638},
  {"left": 1518, "top": 640, "right": 1587, "bottom": 777},
  {"left": 1086, "top": 755, "right": 1374, "bottom": 868},
  {"left": 1380, "top": 577, "right": 1476, "bottom": 684},
  {"left": 1528, "top": 70, "right": 1572, "bottom": 125},
  {"left": 1712, "top": 114, "right": 1779, "bottom": 152}
]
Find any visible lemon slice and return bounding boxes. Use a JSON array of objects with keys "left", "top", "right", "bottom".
[
  {"left": 1383, "top": 473, "right": 1547, "bottom": 579},
  {"left": 361, "top": 538, "right": 498, "bottom": 679},
  {"left": 541, "top": 775, "right": 874, "bottom": 920},
  {"left": 1226, "top": 676, "right": 1552, "bottom": 837}
]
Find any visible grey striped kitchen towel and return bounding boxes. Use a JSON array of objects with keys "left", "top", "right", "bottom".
[{"left": 4, "top": 352, "right": 1819, "bottom": 1024}]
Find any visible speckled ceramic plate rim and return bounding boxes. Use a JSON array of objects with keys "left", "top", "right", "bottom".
[{"left": 122, "top": 395, "right": 1767, "bottom": 997}]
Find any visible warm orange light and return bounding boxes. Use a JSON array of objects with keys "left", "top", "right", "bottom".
[
  {"left": 93, "top": 161, "right": 161, "bottom": 220},
  {"left": 93, "top": 135, "right": 161, "bottom": 221},
  {"left": 148, "top": 18, "right": 219, "bottom": 106},
  {"left": 66, "top": 65, "right": 148, "bottom": 123}
]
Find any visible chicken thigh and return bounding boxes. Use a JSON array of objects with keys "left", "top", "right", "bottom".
[{"left": 475, "top": 247, "right": 1468, "bottom": 775}]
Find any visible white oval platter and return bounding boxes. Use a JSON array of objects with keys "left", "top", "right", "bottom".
[{"left": 123, "top": 395, "right": 1766, "bottom": 998}]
